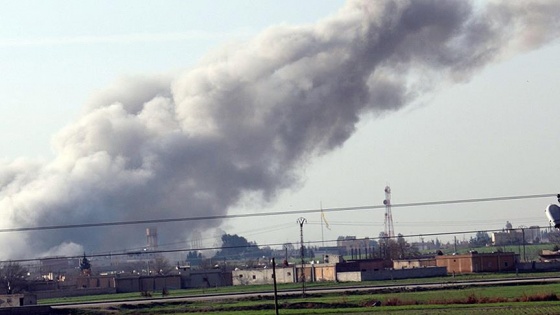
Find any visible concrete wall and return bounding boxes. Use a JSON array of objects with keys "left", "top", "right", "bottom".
[
  {"left": 337, "top": 267, "right": 447, "bottom": 282},
  {"left": 115, "top": 277, "right": 140, "bottom": 293},
  {"left": 182, "top": 270, "right": 232, "bottom": 288},
  {"left": 517, "top": 261, "right": 560, "bottom": 271},
  {"left": 296, "top": 266, "right": 314, "bottom": 283},
  {"left": 76, "top": 275, "right": 116, "bottom": 289},
  {"left": 139, "top": 276, "right": 181, "bottom": 292},
  {"left": 0, "top": 306, "right": 53, "bottom": 315},
  {"left": 336, "top": 271, "right": 362, "bottom": 282},
  {"left": 336, "top": 259, "right": 387, "bottom": 272},
  {"left": 115, "top": 275, "right": 181, "bottom": 293},
  {"left": 393, "top": 258, "right": 436, "bottom": 269},
  {"left": 313, "top": 265, "right": 337, "bottom": 282},
  {"left": 34, "top": 288, "right": 116, "bottom": 299},
  {"left": 27, "top": 280, "right": 61, "bottom": 292}
]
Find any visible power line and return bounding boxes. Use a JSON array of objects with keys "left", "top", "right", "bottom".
[
  {"left": 0, "top": 193, "right": 554, "bottom": 233},
  {"left": 1, "top": 225, "right": 547, "bottom": 264}
]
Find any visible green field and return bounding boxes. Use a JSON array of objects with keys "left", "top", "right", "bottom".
[
  {"left": 62, "top": 284, "right": 560, "bottom": 314},
  {"left": 41, "top": 271, "right": 560, "bottom": 305},
  {"left": 52, "top": 276, "right": 560, "bottom": 314}
]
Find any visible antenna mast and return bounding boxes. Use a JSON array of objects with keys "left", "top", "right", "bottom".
[{"left": 383, "top": 186, "right": 395, "bottom": 238}]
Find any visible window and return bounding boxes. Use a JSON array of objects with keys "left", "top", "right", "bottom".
[{"left": 252, "top": 275, "right": 256, "bottom": 279}]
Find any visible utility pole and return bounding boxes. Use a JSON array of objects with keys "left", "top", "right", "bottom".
[
  {"left": 271, "top": 257, "right": 279, "bottom": 315},
  {"left": 522, "top": 228, "right": 526, "bottom": 262},
  {"left": 454, "top": 236, "right": 457, "bottom": 253},
  {"left": 297, "top": 217, "right": 307, "bottom": 296},
  {"left": 320, "top": 202, "right": 324, "bottom": 247}
]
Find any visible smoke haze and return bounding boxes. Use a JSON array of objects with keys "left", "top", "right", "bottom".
[{"left": 0, "top": 0, "right": 559, "bottom": 259}]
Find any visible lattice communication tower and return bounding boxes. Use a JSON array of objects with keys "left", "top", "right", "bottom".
[{"left": 383, "top": 186, "right": 395, "bottom": 238}]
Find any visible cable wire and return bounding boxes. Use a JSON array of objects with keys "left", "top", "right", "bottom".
[
  {"left": 0, "top": 193, "right": 555, "bottom": 233},
  {"left": 1, "top": 225, "right": 550, "bottom": 264}
]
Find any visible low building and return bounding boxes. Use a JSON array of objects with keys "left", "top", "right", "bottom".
[
  {"left": 436, "top": 252, "right": 518, "bottom": 274},
  {"left": 233, "top": 267, "right": 295, "bottom": 285},
  {"left": 0, "top": 294, "right": 37, "bottom": 307}
]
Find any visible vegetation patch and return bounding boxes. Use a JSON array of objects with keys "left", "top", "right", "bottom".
[{"left": 57, "top": 282, "right": 560, "bottom": 314}]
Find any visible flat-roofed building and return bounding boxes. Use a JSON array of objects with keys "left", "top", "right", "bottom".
[{"left": 436, "top": 252, "right": 518, "bottom": 274}]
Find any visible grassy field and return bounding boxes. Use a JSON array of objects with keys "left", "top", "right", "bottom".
[
  {"left": 41, "top": 271, "right": 560, "bottom": 305},
  {"left": 64, "top": 283, "right": 560, "bottom": 314},
  {"left": 55, "top": 279, "right": 560, "bottom": 314}
]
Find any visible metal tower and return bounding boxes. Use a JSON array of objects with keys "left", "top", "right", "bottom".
[
  {"left": 383, "top": 186, "right": 395, "bottom": 238},
  {"left": 146, "top": 227, "right": 158, "bottom": 250},
  {"left": 190, "top": 230, "right": 202, "bottom": 249}
]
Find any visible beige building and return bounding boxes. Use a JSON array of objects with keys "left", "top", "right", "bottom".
[
  {"left": 492, "top": 231, "right": 522, "bottom": 245},
  {"left": 436, "top": 252, "right": 518, "bottom": 274}
]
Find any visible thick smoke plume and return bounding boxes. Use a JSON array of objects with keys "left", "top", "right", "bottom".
[{"left": 0, "top": 0, "right": 559, "bottom": 259}]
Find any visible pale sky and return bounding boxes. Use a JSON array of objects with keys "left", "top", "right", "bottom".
[{"left": 0, "top": 1, "right": 559, "bottom": 258}]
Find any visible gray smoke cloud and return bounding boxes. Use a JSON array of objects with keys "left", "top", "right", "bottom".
[{"left": 0, "top": 0, "right": 559, "bottom": 259}]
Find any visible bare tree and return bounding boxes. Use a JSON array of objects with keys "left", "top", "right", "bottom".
[
  {"left": 153, "top": 256, "right": 173, "bottom": 275},
  {"left": 0, "top": 262, "right": 28, "bottom": 294}
]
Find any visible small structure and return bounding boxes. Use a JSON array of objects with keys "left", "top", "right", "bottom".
[
  {"left": 436, "top": 252, "right": 518, "bottom": 274},
  {"left": 233, "top": 267, "right": 295, "bottom": 286},
  {"left": 0, "top": 294, "right": 37, "bottom": 307}
]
